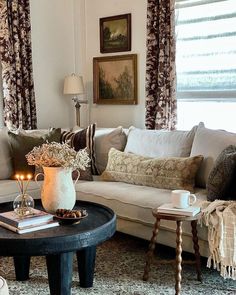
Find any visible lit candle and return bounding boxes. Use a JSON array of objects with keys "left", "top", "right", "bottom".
[
  {"left": 24, "top": 174, "right": 32, "bottom": 194},
  {"left": 15, "top": 174, "right": 23, "bottom": 194}
]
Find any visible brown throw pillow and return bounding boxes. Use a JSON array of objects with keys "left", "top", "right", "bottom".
[
  {"left": 207, "top": 145, "right": 236, "bottom": 201},
  {"left": 8, "top": 128, "right": 61, "bottom": 178},
  {"left": 60, "top": 124, "right": 97, "bottom": 180},
  {"left": 101, "top": 148, "right": 203, "bottom": 192}
]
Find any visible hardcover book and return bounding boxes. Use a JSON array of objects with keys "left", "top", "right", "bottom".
[
  {"left": 0, "top": 208, "right": 53, "bottom": 228},
  {"left": 157, "top": 203, "right": 201, "bottom": 217},
  {"left": 0, "top": 220, "right": 59, "bottom": 234}
]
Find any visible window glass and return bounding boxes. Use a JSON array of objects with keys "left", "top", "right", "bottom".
[
  {"left": 176, "top": 0, "right": 236, "bottom": 132},
  {"left": 176, "top": 0, "right": 236, "bottom": 96}
]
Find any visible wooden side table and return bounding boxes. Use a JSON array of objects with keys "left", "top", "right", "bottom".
[{"left": 143, "top": 210, "right": 202, "bottom": 295}]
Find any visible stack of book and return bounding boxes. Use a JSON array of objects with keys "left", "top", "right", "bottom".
[
  {"left": 0, "top": 208, "right": 59, "bottom": 234},
  {"left": 157, "top": 203, "right": 201, "bottom": 217}
]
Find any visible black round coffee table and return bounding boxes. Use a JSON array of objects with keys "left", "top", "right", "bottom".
[{"left": 0, "top": 200, "right": 116, "bottom": 295}]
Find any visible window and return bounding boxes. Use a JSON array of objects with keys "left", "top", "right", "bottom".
[{"left": 175, "top": 0, "right": 236, "bottom": 131}]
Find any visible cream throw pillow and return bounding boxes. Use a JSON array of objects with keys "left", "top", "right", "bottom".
[
  {"left": 102, "top": 148, "right": 203, "bottom": 192},
  {"left": 124, "top": 125, "right": 198, "bottom": 158}
]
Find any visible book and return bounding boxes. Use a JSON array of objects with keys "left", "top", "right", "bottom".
[
  {"left": 0, "top": 220, "right": 59, "bottom": 234},
  {"left": 157, "top": 203, "right": 201, "bottom": 217},
  {"left": 0, "top": 208, "right": 53, "bottom": 228}
]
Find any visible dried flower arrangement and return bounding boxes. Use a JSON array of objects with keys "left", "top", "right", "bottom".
[{"left": 26, "top": 142, "right": 90, "bottom": 171}]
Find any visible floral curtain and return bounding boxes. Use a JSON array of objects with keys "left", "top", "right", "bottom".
[
  {"left": 0, "top": 0, "right": 37, "bottom": 129},
  {"left": 145, "top": 0, "right": 177, "bottom": 130}
]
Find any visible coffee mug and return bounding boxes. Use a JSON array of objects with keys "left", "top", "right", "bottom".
[{"left": 171, "top": 190, "right": 196, "bottom": 209}]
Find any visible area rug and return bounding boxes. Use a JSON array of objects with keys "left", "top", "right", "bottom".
[{"left": 0, "top": 233, "right": 235, "bottom": 295}]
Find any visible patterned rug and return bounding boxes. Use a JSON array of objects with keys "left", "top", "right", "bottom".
[{"left": 0, "top": 232, "right": 235, "bottom": 295}]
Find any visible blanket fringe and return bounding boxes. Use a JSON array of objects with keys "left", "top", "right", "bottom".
[{"left": 220, "top": 265, "right": 236, "bottom": 280}]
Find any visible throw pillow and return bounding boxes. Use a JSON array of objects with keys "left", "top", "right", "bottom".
[
  {"left": 8, "top": 128, "right": 61, "bottom": 178},
  {"left": 190, "top": 122, "right": 236, "bottom": 188},
  {"left": 101, "top": 148, "right": 203, "bottom": 192},
  {"left": 60, "top": 123, "right": 97, "bottom": 180},
  {"left": 124, "top": 125, "right": 198, "bottom": 158},
  {"left": 207, "top": 145, "right": 236, "bottom": 201},
  {"left": 94, "top": 127, "right": 127, "bottom": 174},
  {"left": 0, "top": 128, "right": 13, "bottom": 179}
]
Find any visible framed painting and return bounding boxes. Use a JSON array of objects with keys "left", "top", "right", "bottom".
[
  {"left": 93, "top": 54, "right": 137, "bottom": 105},
  {"left": 100, "top": 13, "right": 131, "bottom": 53}
]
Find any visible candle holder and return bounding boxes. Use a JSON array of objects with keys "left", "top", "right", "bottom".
[{"left": 13, "top": 174, "right": 35, "bottom": 217}]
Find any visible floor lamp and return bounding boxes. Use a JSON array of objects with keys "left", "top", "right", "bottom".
[{"left": 63, "top": 74, "right": 87, "bottom": 127}]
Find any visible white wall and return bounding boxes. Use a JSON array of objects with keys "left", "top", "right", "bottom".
[
  {"left": 29, "top": 0, "right": 147, "bottom": 129},
  {"left": 83, "top": 0, "right": 147, "bottom": 128},
  {"left": 30, "top": 0, "right": 77, "bottom": 129}
]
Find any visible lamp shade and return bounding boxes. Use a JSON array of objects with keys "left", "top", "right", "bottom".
[{"left": 63, "top": 74, "right": 84, "bottom": 95}]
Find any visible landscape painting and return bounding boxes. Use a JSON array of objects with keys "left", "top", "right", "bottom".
[
  {"left": 93, "top": 54, "right": 137, "bottom": 105},
  {"left": 100, "top": 14, "right": 131, "bottom": 53}
]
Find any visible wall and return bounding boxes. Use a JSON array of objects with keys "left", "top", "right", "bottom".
[
  {"left": 83, "top": 0, "right": 147, "bottom": 128},
  {"left": 30, "top": 0, "right": 77, "bottom": 129},
  {"left": 3, "top": 0, "right": 146, "bottom": 129}
]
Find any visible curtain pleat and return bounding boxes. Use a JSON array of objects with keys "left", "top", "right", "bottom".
[
  {"left": 0, "top": 0, "right": 37, "bottom": 129},
  {"left": 145, "top": 0, "right": 177, "bottom": 130}
]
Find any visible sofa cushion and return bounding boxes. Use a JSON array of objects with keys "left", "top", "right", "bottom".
[
  {"left": 60, "top": 124, "right": 96, "bottom": 180},
  {"left": 0, "top": 128, "right": 13, "bottom": 180},
  {"left": 75, "top": 180, "right": 208, "bottom": 242},
  {"left": 94, "top": 127, "right": 127, "bottom": 174},
  {"left": 102, "top": 148, "right": 203, "bottom": 192},
  {"left": 207, "top": 145, "right": 236, "bottom": 201},
  {"left": 124, "top": 125, "right": 197, "bottom": 158},
  {"left": 190, "top": 123, "right": 236, "bottom": 188},
  {"left": 8, "top": 128, "right": 61, "bottom": 178}
]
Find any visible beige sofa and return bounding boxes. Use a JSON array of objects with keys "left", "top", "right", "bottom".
[{"left": 1, "top": 123, "right": 236, "bottom": 258}]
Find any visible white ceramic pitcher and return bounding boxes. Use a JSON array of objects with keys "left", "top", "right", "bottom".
[{"left": 35, "top": 167, "right": 79, "bottom": 213}]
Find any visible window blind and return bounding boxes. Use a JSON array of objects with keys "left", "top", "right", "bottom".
[{"left": 176, "top": 0, "right": 236, "bottom": 100}]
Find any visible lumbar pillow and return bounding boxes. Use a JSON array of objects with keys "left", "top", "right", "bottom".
[
  {"left": 60, "top": 124, "right": 96, "bottom": 180},
  {"left": 94, "top": 127, "right": 127, "bottom": 174},
  {"left": 124, "top": 125, "right": 198, "bottom": 158},
  {"left": 207, "top": 145, "right": 236, "bottom": 201},
  {"left": 102, "top": 148, "right": 203, "bottom": 192},
  {"left": 8, "top": 128, "right": 61, "bottom": 178},
  {"left": 190, "top": 123, "right": 236, "bottom": 188}
]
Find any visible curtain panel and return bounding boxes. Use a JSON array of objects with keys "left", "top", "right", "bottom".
[
  {"left": 0, "top": 0, "right": 37, "bottom": 129},
  {"left": 145, "top": 0, "right": 177, "bottom": 130}
]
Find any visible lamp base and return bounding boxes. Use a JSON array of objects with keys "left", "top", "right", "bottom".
[{"left": 72, "top": 97, "right": 88, "bottom": 127}]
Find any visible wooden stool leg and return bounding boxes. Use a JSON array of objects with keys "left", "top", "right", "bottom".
[
  {"left": 191, "top": 220, "right": 202, "bottom": 282},
  {"left": 143, "top": 218, "right": 160, "bottom": 281},
  {"left": 175, "top": 221, "right": 182, "bottom": 295}
]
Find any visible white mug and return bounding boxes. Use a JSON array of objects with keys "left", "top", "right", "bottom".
[{"left": 171, "top": 190, "right": 196, "bottom": 209}]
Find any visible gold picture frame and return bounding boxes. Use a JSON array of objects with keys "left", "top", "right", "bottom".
[{"left": 93, "top": 54, "right": 137, "bottom": 105}]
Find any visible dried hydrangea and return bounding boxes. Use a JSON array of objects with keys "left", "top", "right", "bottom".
[{"left": 26, "top": 142, "right": 90, "bottom": 171}]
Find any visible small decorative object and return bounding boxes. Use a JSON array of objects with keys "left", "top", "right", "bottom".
[
  {"left": 13, "top": 174, "right": 35, "bottom": 217},
  {"left": 93, "top": 54, "right": 137, "bottom": 105},
  {"left": 54, "top": 208, "right": 88, "bottom": 224},
  {"left": 26, "top": 142, "right": 90, "bottom": 213},
  {"left": 100, "top": 13, "right": 131, "bottom": 53}
]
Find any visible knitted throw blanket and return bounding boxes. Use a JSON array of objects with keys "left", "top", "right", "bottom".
[{"left": 201, "top": 200, "right": 236, "bottom": 280}]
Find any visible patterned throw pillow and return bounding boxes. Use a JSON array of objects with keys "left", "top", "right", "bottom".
[
  {"left": 101, "top": 148, "right": 203, "bottom": 192},
  {"left": 207, "top": 145, "right": 236, "bottom": 201},
  {"left": 60, "top": 124, "right": 97, "bottom": 180},
  {"left": 8, "top": 128, "right": 61, "bottom": 178}
]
